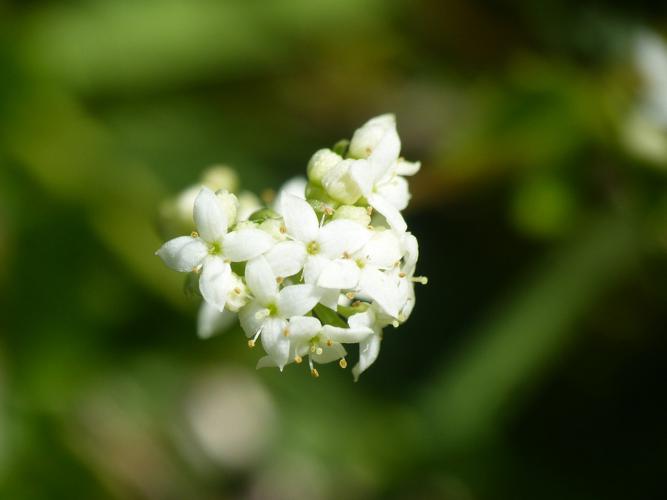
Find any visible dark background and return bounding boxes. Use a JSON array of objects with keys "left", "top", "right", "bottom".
[{"left": 1, "top": 1, "right": 666, "bottom": 499}]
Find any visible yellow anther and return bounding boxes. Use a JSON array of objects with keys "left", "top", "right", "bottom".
[
  {"left": 346, "top": 292, "right": 355, "bottom": 300},
  {"left": 342, "top": 251, "right": 351, "bottom": 259},
  {"left": 283, "top": 328, "right": 290, "bottom": 337},
  {"left": 234, "top": 287, "right": 242, "bottom": 294},
  {"left": 339, "top": 358, "right": 347, "bottom": 369},
  {"left": 190, "top": 231, "right": 199, "bottom": 238},
  {"left": 324, "top": 207, "right": 334, "bottom": 216},
  {"left": 279, "top": 225, "right": 287, "bottom": 234},
  {"left": 316, "top": 347, "right": 323, "bottom": 355},
  {"left": 294, "top": 355, "right": 303, "bottom": 364},
  {"left": 247, "top": 339, "right": 256, "bottom": 348},
  {"left": 276, "top": 276, "right": 284, "bottom": 284},
  {"left": 310, "top": 368, "right": 320, "bottom": 378},
  {"left": 326, "top": 339, "right": 333, "bottom": 347},
  {"left": 399, "top": 272, "right": 406, "bottom": 278},
  {"left": 310, "top": 345, "right": 317, "bottom": 353},
  {"left": 366, "top": 206, "right": 373, "bottom": 215}
]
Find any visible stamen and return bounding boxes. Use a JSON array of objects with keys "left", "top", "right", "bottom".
[
  {"left": 412, "top": 276, "right": 429, "bottom": 285},
  {"left": 276, "top": 276, "right": 284, "bottom": 285},
  {"left": 283, "top": 327, "right": 290, "bottom": 337},
  {"left": 248, "top": 328, "right": 261, "bottom": 347},
  {"left": 310, "top": 345, "right": 317, "bottom": 353},
  {"left": 346, "top": 292, "right": 355, "bottom": 300},
  {"left": 342, "top": 251, "right": 351, "bottom": 259},
  {"left": 326, "top": 339, "right": 333, "bottom": 347},
  {"left": 339, "top": 358, "right": 347, "bottom": 369},
  {"left": 294, "top": 355, "right": 303, "bottom": 364},
  {"left": 366, "top": 206, "right": 373, "bottom": 215},
  {"left": 315, "top": 347, "right": 323, "bottom": 355},
  {"left": 190, "top": 231, "right": 199, "bottom": 238},
  {"left": 234, "top": 287, "right": 241, "bottom": 294},
  {"left": 279, "top": 224, "right": 287, "bottom": 234},
  {"left": 324, "top": 207, "right": 334, "bottom": 216},
  {"left": 399, "top": 272, "right": 406, "bottom": 278},
  {"left": 391, "top": 320, "right": 400, "bottom": 328},
  {"left": 309, "top": 358, "right": 319, "bottom": 378}
]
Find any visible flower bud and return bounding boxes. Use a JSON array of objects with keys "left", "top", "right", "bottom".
[
  {"left": 215, "top": 190, "right": 240, "bottom": 227},
  {"left": 348, "top": 114, "right": 400, "bottom": 164},
  {"left": 307, "top": 149, "right": 342, "bottom": 186},
  {"left": 322, "top": 159, "right": 364, "bottom": 205},
  {"left": 333, "top": 205, "right": 371, "bottom": 226},
  {"left": 202, "top": 165, "right": 239, "bottom": 193},
  {"left": 259, "top": 218, "right": 288, "bottom": 241}
]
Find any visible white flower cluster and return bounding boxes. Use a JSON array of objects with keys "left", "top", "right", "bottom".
[{"left": 156, "top": 115, "right": 426, "bottom": 379}]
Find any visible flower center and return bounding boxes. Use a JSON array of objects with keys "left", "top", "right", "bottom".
[
  {"left": 307, "top": 241, "right": 320, "bottom": 255},
  {"left": 209, "top": 241, "right": 223, "bottom": 255},
  {"left": 355, "top": 258, "right": 366, "bottom": 269},
  {"left": 267, "top": 303, "right": 279, "bottom": 316}
]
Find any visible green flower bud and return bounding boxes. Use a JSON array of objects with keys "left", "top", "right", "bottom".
[
  {"left": 322, "top": 159, "right": 364, "bottom": 205},
  {"left": 333, "top": 205, "right": 371, "bottom": 226},
  {"left": 307, "top": 149, "right": 342, "bottom": 186}
]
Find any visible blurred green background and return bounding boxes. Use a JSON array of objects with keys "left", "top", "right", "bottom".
[{"left": 1, "top": 1, "right": 666, "bottom": 499}]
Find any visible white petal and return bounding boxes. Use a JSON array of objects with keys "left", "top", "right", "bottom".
[
  {"left": 402, "top": 232, "right": 419, "bottom": 276},
  {"left": 322, "top": 324, "right": 373, "bottom": 344},
  {"left": 156, "top": 236, "right": 207, "bottom": 272},
  {"left": 312, "top": 342, "right": 347, "bottom": 364},
  {"left": 358, "top": 267, "right": 401, "bottom": 318},
  {"left": 193, "top": 187, "right": 228, "bottom": 242},
  {"left": 281, "top": 194, "right": 319, "bottom": 243},
  {"left": 368, "top": 193, "right": 407, "bottom": 233},
  {"left": 222, "top": 228, "right": 274, "bottom": 262},
  {"left": 348, "top": 160, "right": 375, "bottom": 196},
  {"left": 377, "top": 175, "right": 410, "bottom": 211},
  {"left": 318, "top": 288, "right": 340, "bottom": 310},
  {"left": 245, "top": 256, "right": 278, "bottom": 305},
  {"left": 256, "top": 356, "right": 278, "bottom": 369},
  {"left": 353, "top": 334, "right": 382, "bottom": 381},
  {"left": 287, "top": 316, "right": 322, "bottom": 341},
  {"left": 317, "top": 259, "right": 360, "bottom": 289},
  {"left": 360, "top": 230, "right": 403, "bottom": 269},
  {"left": 198, "top": 257, "right": 233, "bottom": 312},
  {"left": 264, "top": 240, "right": 307, "bottom": 278},
  {"left": 277, "top": 284, "right": 320, "bottom": 318},
  {"left": 274, "top": 177, "right": 307, "bottom": 214},
  {"left": 197, "top": 301, "right": 236, "bottom": 339},
  {"left": 303, "top": 254, "right": 331, "bottom": 284},
  {"left": 260, "top": 317, "right": 290, "bottom": 369},
  {"left": 318, "top": 220, "right": 371, "bottom": 258},
  {"left": 395, "top": 159, "right": 421, "bottom": 176},
  {"left": 347, "top": 309, "right": 375, "bottom": 330},
  {"left": 239, "top": 300, "right": 266, "bottom": 338}
]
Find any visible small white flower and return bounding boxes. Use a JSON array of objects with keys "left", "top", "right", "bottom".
[
  {"left": 156, "top": 188, "right": 274, "bottom": 311},
  {"left": 266, "top": 195, "right": 372, "bottom": 298},
  {"left": 239, "top": 256, "right": 321, "bottom": 370},
  {"left": 352, "top": 229, "right": 404, "bottom": 318},
  {"left": 348, "top": 307, "right": 391, "bottom": 381},
  {"left": 255, "top": 316, "right": 373, "bottom": 376}
]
